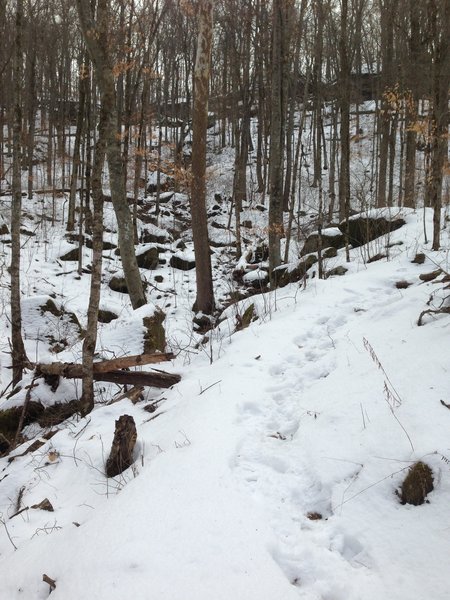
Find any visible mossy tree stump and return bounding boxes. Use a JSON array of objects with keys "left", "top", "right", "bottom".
[{"left": 400, "top": 461, "right": 434, "bottom": 506}]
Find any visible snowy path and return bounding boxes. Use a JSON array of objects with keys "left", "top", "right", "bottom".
[{"left": 1, "top": 211, "right": 450, "bottom": 599}]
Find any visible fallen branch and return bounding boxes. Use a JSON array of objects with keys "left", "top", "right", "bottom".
[
  {"left": 417, "top": 306, "right": 450, "bottom": 326},
  {"left": 36, "top": 352, "right": 174, "bottom": 377},
  {"left": 92, "top": 370, "right": 180, "bottom": 388}
]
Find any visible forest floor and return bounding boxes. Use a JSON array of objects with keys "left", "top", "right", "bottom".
[
  {"left": 0, "top": 106, "right": 449, "bottom": 598},
  {"left": 0, "top": 191, "right": 449, "bottom": 598}
]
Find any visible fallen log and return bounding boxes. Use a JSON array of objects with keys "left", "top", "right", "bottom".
[
  {"left": 36, "top": 352, "right": 174, "bottom": 377},
  {"left": 35, "top": 352, "right": 180, "bottom": 389},
  {"left": 92, "top": 369, "right": 180, "bottom": 388}
]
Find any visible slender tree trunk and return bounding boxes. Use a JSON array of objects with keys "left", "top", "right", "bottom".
[
  {"left": 429, "top": 0, "right": 450, "bottom": 250},
  {"left": 339, "top": 0, "right": 351, "bottom": 234},
  {"left": 79, "top": 103, "right": 107, "bottom": 417},
  {"left": 11, "top": 0, "right": 29, "bottom": 386},
  {"left": 67, "top": 55, "right": 88, "bottom": 232},
  {"left": 191, "top": 0, "right": 215, "bottom": 314}
]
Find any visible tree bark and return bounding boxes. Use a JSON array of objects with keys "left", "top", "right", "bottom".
[
  {"left": 268, "top": 0, "right": 292, "bottom": 282},
  {"left": 75, "top": 0, "right": 146, "bottom": 310},
  {"left": 79, "top": 96, "right": 107, "bottom": 416},
  {"left": 10, "top": 0, "right": 29, "bottom": 386},
  {"left": 191, "top": 0, "right": 215, "bottom": 314}
]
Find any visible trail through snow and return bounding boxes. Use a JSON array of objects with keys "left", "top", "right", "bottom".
[{"left": 1, "top": 209, "right": 450, "bottom": 599}]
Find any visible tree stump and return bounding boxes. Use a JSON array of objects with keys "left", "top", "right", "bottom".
[{"left": 105, "top": 415, "right": 137, "bottom": 478}]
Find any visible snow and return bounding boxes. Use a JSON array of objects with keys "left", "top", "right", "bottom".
[{"left": 0, "top": 207, "right": 449, "bottom": 599}]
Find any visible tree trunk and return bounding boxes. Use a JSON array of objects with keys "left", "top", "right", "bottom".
[
  {"left": 79, "top": 99, "right": 107, "bottom": 417},
  {"left": 268, "top": 0, "right": 292, "bottom": 282},
  {"left": 75, "top": 0, "right": 146, "bottom": 310},
  {"left": 10, "top": 0, "right": 29, "bottom": 386},
  {"left": 190, "top": 0, "right": 215, "bottom": 315}
]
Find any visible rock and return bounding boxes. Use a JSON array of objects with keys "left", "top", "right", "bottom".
[
  {"left": 210, "top": 220, "right": 227, "bottom": 229},
  {"left": 140, "top": 228, "right": 170, "bottom": 244},
  {"left": 323, "top": 246, "right": 338, "bottom": 259},
  {"left": 273, "top": 254, "right": 318, "bottom": 288},
  {"left": 251, "top": 243, "right": 269, "bottom": 264},
  {"left": 105, "top": 415, "right": 137, "bottom": 478},
  {"left": 109, "top": 277, "right": 128, "bottom": 293},
  {"left": 193, "top": 313, "right": 214, "bottom": 333},
  {"left": 98, "top": 309, "right": 118, "bottom": 323},
  {"left": 36, "top": 400, "right": 80, "bottom": 427},
  {"left": 20, "top": 228, "right": 35, "bottom": 237},
  {"left": 85, "top": 238, "right": 116, "bottom": 250},
  {"left": 301, "top": 228, "right": 345, "bottom": 255},
  {"left": 243, "top": 269, "right": 269, "bottom": 287},
  {"left": 400, "top": 461, "right": 433, "bottom": 505},
  {"left": 367, "top": 253, "right": 386, "bottom": 263},
  {"left": 170, "top": 252, "right": 195, "bottom": 271},
  {"left": 339, "top": 214, "right": 405, "bottom": 247},
  {"left": 37, "top": 299, "right": 83, "bottom": 352},
  {"left": 242, "top": 220, "right": 253, "bottom": 229},
  {"left": 0, "top": 434, "right": 10, "bottom": 456},
  {"left": 0, "top": 223, "right": 9, "bottom": 235},
  {"left": 0, "top": 402, "right": 45, "bottom": 448},
  {"left": 419, "top": 269, "right": 442, "bottom": 282},
  {"left": 159, "top": 191, "right": 174, "bottom": 203},
  {"left": 40, "top": 298, "right": 63, "bottom": 317},
  {"left": 411, "top": 253, "right": 426, "bottom": 264},
  {"left": 325, "top": 265, "right": 348, "bottom": 278},
  {"left": 255, "top": 204, "right": 266, "bottom": 212},
  {"left": 395, "top": 280, "right": 411, "bottom": 289},
  {"left": 235, "top": 303, "right": 257, "bottom": 331},
  {"left": 31, "top": 498, "right": 54, "bottom": 512},
  {"left": 60, "top": 247, "right": 80, "bottom": 261},
  {"left": 136, "top": 247, "right": 159, "bottom": 269},
  {"left": 143, "top": 309, "right": 166, "bottom": 353}
]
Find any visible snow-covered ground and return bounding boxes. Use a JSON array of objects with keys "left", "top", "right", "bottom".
[{"left": 0, "top": 204, "right": 449, "bottom": 599}]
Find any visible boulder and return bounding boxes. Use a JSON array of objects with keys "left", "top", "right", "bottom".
[
  {"left": 60, "top": 247, "right": 80, "bottom": 261},
  {"left": 301, "top": 227, "right": 345, "bottom": 256},
  {"left": 339, "top": 214, "right": 405, "bottom": 247},
  {"left": 0, "top": 223, "right": 9, "bottom": 235},
  {"left": 85, "top": 238, "right": 116, "bottom": 250},
  {"left": 98, "top": 309, "right": 118, "bottom": 323},
  {"left": 243, "top": 269, "right": 269, "bottom": 287},
  {"left": 250, "top": 243, "right": 269, "bottom": 264},
  {"left": 325, "top": 265, "right": 348, "bottom": 278},
  {"left": 411, "top": 253, "right": 426, "bottom": 264},
  {"left": 143, "top": 309, "right": 166, "bottom": 353},
  {"left": 136, "top": 247, "right": 159, "bottom": 270},
  {"left": 37, "top": 298, "right": 83, "bottom": 353},
  {"left": 323, "top": 246, "right": 338, "bottom": 259},
  {"left": 170, "top": 252, "right": 195, "bottom": 271},
  {"left": 140, "top": 228, "right": 170, "bottom": 244},
  {"left": 273, "top": 254, "right": 318, "bottom": 288},
  {"left": 109, "top": 276, "right": 128, "bottom": 294}
]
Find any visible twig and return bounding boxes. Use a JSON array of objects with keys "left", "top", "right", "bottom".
[
  {"left": 199, "top": 380, "right": 222, "bottom": 395},
  {"left": 12, "top": 377, "right": 38, "bottom": 450},
  {"left": 0, "top": 517, "right": 17, "bottom": 550}
]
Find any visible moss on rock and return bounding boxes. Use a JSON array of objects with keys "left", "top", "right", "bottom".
[{"left": 143, "top": 309, "right": 166, "bottom": 353}]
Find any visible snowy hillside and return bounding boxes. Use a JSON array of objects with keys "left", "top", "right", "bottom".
[{"left": 0, "top": 207, "right": 449, "bottom": 599}]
